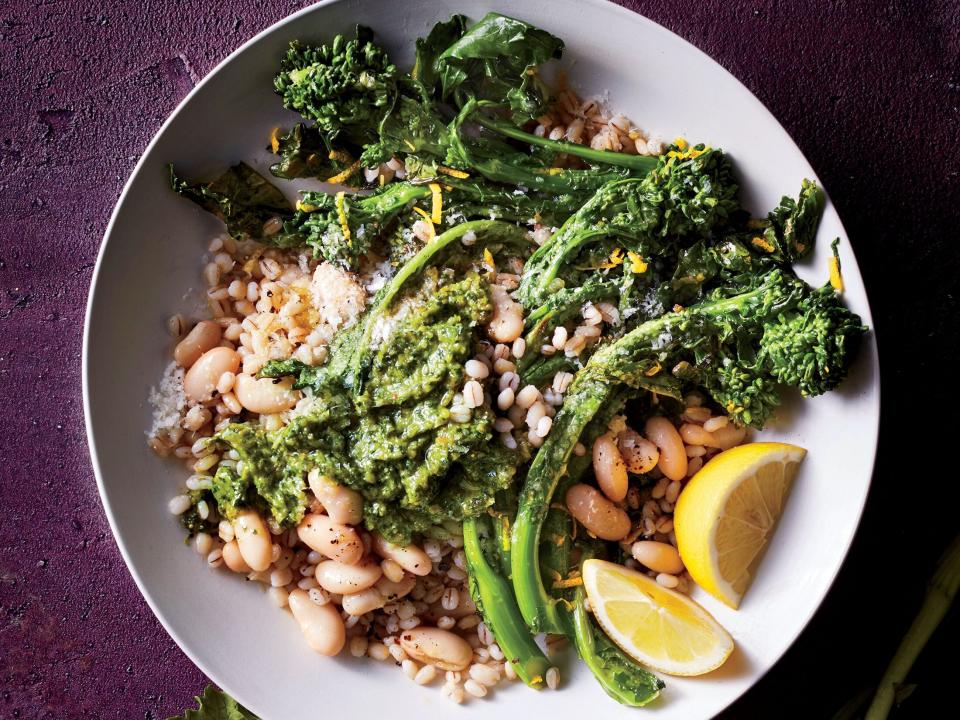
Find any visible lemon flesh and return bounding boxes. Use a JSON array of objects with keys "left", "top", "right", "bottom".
[
  {"left": 674, "top": 442, "right": 806, "bottom": 610},
  {"left": 582, "top": 559, "right": 734, "bottom": 676}
]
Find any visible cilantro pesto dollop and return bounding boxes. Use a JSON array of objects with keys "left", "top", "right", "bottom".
[{"left": 211, "top": 272, "right": 519, "bottom": 544}]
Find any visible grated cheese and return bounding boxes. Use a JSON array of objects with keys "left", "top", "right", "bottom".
[{"left": 147, "top": 362, "right": 187, "bottom": 438}]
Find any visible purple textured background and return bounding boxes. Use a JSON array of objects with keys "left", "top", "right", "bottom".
[{"left": 2, "top": 1, "right": 958, "bottom": 718}]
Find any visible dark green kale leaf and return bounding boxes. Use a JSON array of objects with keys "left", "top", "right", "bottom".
[
  {"left": 412, "top": 15, "right": 468, "bottom": 95},
  {"left": 268, "top": 123, "right": 339, "bottom": 180},
  {"left": 749, "top": 178, "right": 825, "bottom": 263},
  {"left": 169, "top": 163, "right": 292, "bottom": 240},
  {"left": 435, "top": 12, "right": 564, "bottom": 123}
]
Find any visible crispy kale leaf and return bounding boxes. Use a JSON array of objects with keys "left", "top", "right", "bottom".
[{"left": 169, "top": 163, "right": 291, "bottom": 240}]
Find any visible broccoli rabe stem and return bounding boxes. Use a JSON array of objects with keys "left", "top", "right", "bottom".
[
  {"left": 511, "top": 374, "right": 619, "bottom": 633},
  {"left": 463, "top": 515, "right": 551, "bottom": 689},
  {"left": 474, "top": 112, "right": 659, "bottom": 172}
]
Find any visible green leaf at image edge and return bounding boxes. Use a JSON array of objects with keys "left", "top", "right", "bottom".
[{"left": 167, "top": 686, "right": 259, "bottom": 720}]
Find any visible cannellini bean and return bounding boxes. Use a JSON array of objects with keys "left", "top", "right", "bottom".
[
  {"left": 307, "top": 471, "right": 363, "bottom": 525},
  {"left": 709, "top": 423, "right": 748, "bottom": 450},
  {"left": 174, "top": 320, "right": 222, "bottom": 368},
  {"left": 618, "top": 430, "right": 660, "bottom": 474},
  {"left": 631, "top": 540, "right": 684, "bottom": 575},
  {"left": 297, "top": 513, "right": 364, "bottom": 565},
  {"left": 233, "top": 373, "right": 300, "bottom": 414},
  {"left": 372, "top": 534, "right": 432, "bottom": 576},
  {"left": 314, "top": 558, "right": 382, "bottom": 594},
  {"left": 221, "top": 540, "right": 251, "bottom": 573},
  {"left": 487, "top": 285, "right": 524, "bottom": 343},
  {"left": 400, "top": 627, "right": 473, "bottom": 671},
  {"left": 341, "top": 587, "right": 386, "bottom": 616},
  {"left": 183, "top": 347, "right": 240, "bottom": 403},
  {"left": 565, "top": 484, "right": 631, "bottom": 541},
  {"left": 644, "top": 416, "right": 688, "bottom": 481},
  {"left": 592, "top": 434, "right": 628, "bottom": 502},
  {"left": 680, "top": 422, "right": 717, "bottom": 447},
  {"left": 233, "top": 509, "right": 272, "bottom": 572},
  {"left": 288, "top": 588, "right": 346, "bottom": 656},
  {"left": 375, "top": 573, "right": 417, "bottom": 601}
]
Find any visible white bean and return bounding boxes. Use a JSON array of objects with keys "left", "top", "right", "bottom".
[
  {"left": 221, "top": 540, "right": 251, "bottom": 573},
  {"left": 174, "top": 320, "right": 222, "bottom": 368},
  {"left": 618, "top": 430, "right": 660, "bottom": 474},
  {"left": 372, "top": 534, "right": 433, "bottom": 576},
  {"left": 565, "top": 484, "right": 631, "bottom": 541},
  {"left": 233, "top": 373, "right": 300, "bottom": 414},
  {"left": 297, "top": 513, "right": 364, "bottom": 565},
  {"left": 710, "top": 423, "right": 748, "bottom": 450},
  {"left": 288, "top": 588, "right": 345, "bottom": 656},
  {"left": 645, "top": 416, "right": 688, "bottom": 481},
  {"left": 593, "top": 433, "right": 628, "bottom": 502},
  {"left": 314, "top": 558, "right": 382, "bottom": 594},
  {"left": 631, "top": 541, "right": 684, "bottom": 575},
  {"left": 183, "top": 347, "right": 240, "bottom": 403},
  {"left": 341, "top": 587, "right": 386, "bottom": 616},
  {"left": 400, "top": 627, "right": 473, "bottom": 671},
  {"left": 307, "top": 471, "right": 363, "bottom": 525},
  {"left": 375, "top": 573, "right": 417, "bottom": 601},
  {"left": 232, "top": 509, "right": 272, "bottom": 572},
  {"left": 487, "top": 285, "right": 524, "bottom": 343}
]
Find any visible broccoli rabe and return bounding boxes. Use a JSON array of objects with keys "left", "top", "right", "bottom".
[
  {"left": 518, "top": 145, "right": 741, "bottom": 309},
  {"left": 275, "top": 27, "right": 399, "bottom": 153}
]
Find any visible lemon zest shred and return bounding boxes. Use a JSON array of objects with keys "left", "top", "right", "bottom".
[
  {"left": 328, "top": 148, "right": 353, "bottom": 164},
  {"left": 674, "top": 136, "right": 688, "bottom": 151},
  {"left": 751, "top": 236, "right": 776, "bottom": 253},
  {"left": 413, "top": 206, "right": 430, "bottom": 219},
  {"left": 335, "top": 191, "right": 350, "bottom": 240},
  {"left": 403, "top": 139, "right": 416, "bottom": 151},
  {"left": 438, "top": 165, "right": 470, "bottom": 179},
  {"left": 429, "top": 183, "right": 442, "bottom": 224},
  {"left": 552, "top": 576, "right": 585, "bottom": 589},
  {"left": 296, "top": 199, "right": 319, "bottom": 212},
  {"left": 326, "top": 160, "right": 361, "bottom": 185},
  {"left": 483, "top": 248, "right": 496, "bottom": 270},
  {"left": 644, "top": 361, "right": 662, "bottom": 377},
  {"left": 598, "top": 247, "right": 625, "bottom": 269},
  {"left": 242, "top": 247, "right": 264, "bottom": 275},
  {"left": 828, "top": 256, "right": 844, "bottom": 292},
  {"left": 269, "top": 126, "right": 281, "bottom": 154},
  {"left": 627, "top": 251, "right": 648, "bottom": 273}
]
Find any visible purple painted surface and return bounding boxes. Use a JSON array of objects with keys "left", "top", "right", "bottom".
[{"left": 1, "top": 1, "right": 957, "bottom": 718}]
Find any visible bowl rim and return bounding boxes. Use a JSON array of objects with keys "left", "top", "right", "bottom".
[{"left": 83, "top": 0, "right": 881, "bottom": 716}]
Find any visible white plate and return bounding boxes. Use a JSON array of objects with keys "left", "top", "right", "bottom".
[{"left": 83, "top": 1, "right": 880, "bottom": 718}]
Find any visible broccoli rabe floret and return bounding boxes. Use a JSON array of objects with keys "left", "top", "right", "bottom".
[{"left": 274, "top": 27, "right": 399, "bottom": 152}]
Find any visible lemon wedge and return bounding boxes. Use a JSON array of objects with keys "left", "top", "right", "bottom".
[
  {"left": 674, "top": 442, "right": 806, "bottom": 610},
  {"left": 582, "top": 559, "right": 734, "bottom": 676}
]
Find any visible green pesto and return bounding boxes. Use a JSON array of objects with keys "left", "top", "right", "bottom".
[{"left": 214, "top": 273, "right": 519, "bottom": 544}]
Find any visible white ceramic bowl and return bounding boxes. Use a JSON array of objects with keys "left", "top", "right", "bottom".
[{"left": 84, "top": 1, "right": 880, "bottom": 717}]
